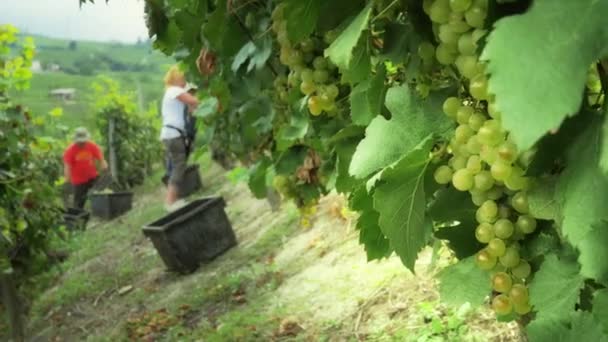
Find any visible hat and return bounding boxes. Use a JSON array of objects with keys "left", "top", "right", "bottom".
[
  {"left": 73, "top": 127, "right": 90, "bottom": 143},
  {"left": 185, "top": 83, "right": 198, "bottom": 91}
]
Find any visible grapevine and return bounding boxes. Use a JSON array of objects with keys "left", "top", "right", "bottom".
[{"left": 82, "top": 0, "right": 608, "bottom": 339}]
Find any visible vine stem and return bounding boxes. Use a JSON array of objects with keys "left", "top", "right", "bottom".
[{"left": 372, "top": 0, "right": 400, "bottom": 21}]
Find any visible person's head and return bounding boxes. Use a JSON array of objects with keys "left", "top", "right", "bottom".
[
  {"left": 164, "top": 65, "right": 186, "bottom": 88},
  {"left": 73, "top": 127, "right": 90, "bottom": 146}
]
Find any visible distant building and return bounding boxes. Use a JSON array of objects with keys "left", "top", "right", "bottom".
[
  {"left": 31, "top": 60, "right": 43, "bottom": 73},
  {"left": 48, "top": 63, "right": 61, "bottom": 72},
  {"left": 49, "top": 88, "right": 76, "bottom": 101}
]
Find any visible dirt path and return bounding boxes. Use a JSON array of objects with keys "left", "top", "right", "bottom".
[{"left": 21, "top": 159, "right": 522, "bottom": 341}]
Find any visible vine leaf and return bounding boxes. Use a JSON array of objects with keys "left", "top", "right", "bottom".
[
  {"left": 248, "top": 158, "right": 270, "bottom": 199},
  {"left": 568, "top": 311, "right": 608, "bottom": 342},
  {"left": 284, "top": 0, "right": 322, "bottom": 43},
  {"left": 349, "top": 187, "right": 391, "bottom": 261},
  {"left": 350, "top": 64, "right": 386, "bottom": 126},
  {"left": 438, "top": 257, "right": 490, "bottom": 307},
  {"left": 601, "top": 108, "right": 608, "bottom": 175},
  {"left": 372, "top": 139, "right": 433, "bottom": 271},
  {"left": 557, "top": 116, "right": 608, "bottom": 266},
  {"left": 593, "top": 289, "right": 608, "bottom": 334},
  {"left": 349, "top": 85, "right": 451, "bottom": 179},
  {"left": 578, "top": 220, "right": 608, "bottom": 284},
  {"left": 324, "top": 4, "right": 373, "bottom": 71},
  {"left": 482, "top": 0, "right": 608, "bottom": 150},
  {"left": 527, "top": 176, "right": 559, "bottom": 221},
  {"left": 526, "top": 317, "right": 569, "bottom": 342},
  {"left": 340, "top": 37, "right": 371, "bottom": 84},
  {"left": 529, "top": 254, "right": 584, "bottom": 324}
]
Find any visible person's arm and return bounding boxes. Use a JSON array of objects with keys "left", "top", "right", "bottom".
[
  {"left": 92, "top": 144, "right": 108, "bottom": 171},
  {"left": 63, "top": 162, "right": 71, "bottom": 181},
  {"left": 177, "top": 92, "right": 199, "bottom": 107}
]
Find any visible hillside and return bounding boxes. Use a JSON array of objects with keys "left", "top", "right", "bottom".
[
  {"left": 7, "top": 155, "right": 522, "bottom": 341},
  {"left": 9, "top": 34, "right": 173, "bottom": 133}
]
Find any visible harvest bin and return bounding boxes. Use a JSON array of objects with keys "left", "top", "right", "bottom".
[
  {"left": 62, "top": 207, "right": 90, "bottom": 231},
  {"left": 142, "top": 197, "right": 237, "bottom": 274},
  {"left": 162, "top": 164, "right": 203, "bottom": 198},
  {"left": 90, "top": 192, "right": 133, "bottom": 220}
]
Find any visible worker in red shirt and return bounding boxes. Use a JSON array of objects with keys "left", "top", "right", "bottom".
[{"left": 63, "top": 127, "right": 108, "bottom": 209}]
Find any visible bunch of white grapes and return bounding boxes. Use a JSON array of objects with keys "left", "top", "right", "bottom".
[{"left": 425, "top": 0, "right": 534, "bottom": 316}]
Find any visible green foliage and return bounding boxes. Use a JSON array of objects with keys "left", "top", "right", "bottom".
[
  {"left": 439, "top": 257, "right": 490, "bottom": 307},
  {"left": 91, "top": 77, "right": 161, "bottom": 189},
  {"left": 0, "top": 25, "right": 63, "bottom": 278}
]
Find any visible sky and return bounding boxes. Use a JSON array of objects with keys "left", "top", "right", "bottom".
[{"left": 0, "top": 0, "right": 149, "bottom": 43}]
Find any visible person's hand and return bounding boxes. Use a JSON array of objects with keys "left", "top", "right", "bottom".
[
  {"left": 100, "top": 159, "right": 109, "bottom": 171},
  {"left": 197, "top": 48, "right": 216, "bottom": 76}
]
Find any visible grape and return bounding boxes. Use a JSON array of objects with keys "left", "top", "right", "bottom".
[
  {"left": 471, "top": 190, "right": 488, "bottom": 206},
  {"left": 301, "top": 69, "right": 314, "bottom": 82},
  {"left": 492, "top": 272, "right": 512, "bottom": 293},
  {"left": 499, "top": 247, "right": 520, "bottom": 268},
  {"left": 457, "top": 33, "right": 477, "bottom": 56},
  {"left": 452, "top": 169, "right": 474, "bottom": 191},
  {"left": 456, "top": 106, "right": 474, "bottom": 125},
  {"left": 512, "top": 260, "right": 531, "bottom": 279},
  {"left": 498, "top": 205, "right": 511, "bottom": 219},
  {"left": 509, "top": 283, "right": 529, "bottom": 303},
  {"left": 457, "top": 144, "right": 472, "bottom": 158},
  {"left": 480, "top": 199, "right": 498, "bottom": 216},
  {"left": 450, "top": 0, "right": 473, "bottom": 12},
  {"left": 300, "top": 38, "right": 314, "bottom": 53},
  {"left": 465, "top": 6, "right": 486, "bottom": 28},
  {"left": 476, "top": 249, "right": 497, "bottom": 270},
  {"left": 492, "top": 294, "right": 513, "bottom": 315},
  {"left": 516, "top": 215, "right": 537, "bottom": 234},
  {"left": 418, "top": 42, "right": 436, "bottom": 63},
  {"left": 513, "top": 302, "right": 532, "bottom": 315},
  {"left": 455, "top": 55, "right": 479, "bottom": 79},
  {"left": 494, "top": 219, "right": 514, "bottom": 239},
  {"left": 449, "top": 156, "right": 467, "bottom": 170},
  {"left": 475, "top": 222, "right": 494, "bottom": 243},
  {"left": 313, "top": 56, "right": 328, "bottom": 70},
  {"left": 443, "top": 97, "right": 461, "bottom": 118},
  {"left": 469, "top": 73, "right": 489, "bottom": 100},
  {"left": 434, "top": 165, "right": 454, "bottom": 185},
  {"left": 468, "top": 113, "right": 486, "bottom": 132},
  {"left": 466, "top": 155, "right": 482, "bottom": 173},
  {"left": 497, "top": 141, "right": 518, "bottom": 163},
  {"left": 474, "top": 171, "right": 494, "bottom": 192},
  {"left": 511, "top": 192, "right": 529, "bottom": 214},
  {"left": 326, "top": 84, "right": 339, "bottom": 99},
  {"left": 278, "top": 89, "right": 288, "bottom": 102},
  {"left": 455, "top": 124, "right": 474, "bottom": 143},
  {"left": 448, "top": 17, "right": 471, "bottom": 33},
  {"left": 438, "top": 25, "right": 460, "bottom": 45},
  {"left": 487, "top": 238, "right": 506, "bottom": 257},
  {"left": 478, "top": 123, "right": 503, "bottom": 146},
  {"left": 491, "top": 160, "right": 512, "bottom": 181},
  {"left": 308, "top": 96, "right": 322, "bottom": 116},
  {"left": 323, "top": 30, "right": 338, "bottom": 45},
  {"left": 480, "top": 145, "right": 498, "bottom": 164},
  {"left": 312, "top": 70, "right": 328, "bottom": 84},
  {"left": 475, "top": 0, "right": 489, "bottom": 9},
  {"left": 505, "top": 167, "right": 527, "bottom": 191},
  {"left": 300, "top": 80, "right": 316, "bottom": 95},
  {"left": 288, "top": 50, "right": 303, "bottom": 66},
  {"left": 436, "top": 43, "right": 458, "bottom": 65},
  {"left": 466, "top": 135, "right": 482, "bottom": 154},
  {"left": 429, "top": 0, "right": 451, "bottom": 24},
  {"left": 487, "top": 101, "right": 502, "bottom": 120}
]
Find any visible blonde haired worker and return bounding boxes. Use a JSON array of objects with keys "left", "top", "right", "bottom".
[{"left": 161, "top": 65, "right": 199, "bottom": 211}]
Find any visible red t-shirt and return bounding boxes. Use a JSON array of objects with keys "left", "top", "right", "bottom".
[{"left": 63, "top": 142, "right": 103, "bottom": 185}]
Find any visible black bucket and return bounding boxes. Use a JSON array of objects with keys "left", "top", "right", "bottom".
[{"left": 89, "top": 192, "right": 133, "bottom": 220}]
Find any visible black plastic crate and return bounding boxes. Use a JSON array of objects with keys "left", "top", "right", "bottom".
[
  {"left": 142, "top": 197, "right": 237, "bottom": 274},
  {"left": 62, "top": 207, "right": 90, "bottom": 231},
  {"left": 89, "top": 192, "right": 133, "bottom": 220},
  {"left": 162, "top": 165, "right": 203, "bottom": 198}
]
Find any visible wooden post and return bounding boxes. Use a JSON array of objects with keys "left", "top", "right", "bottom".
[
  {"left": 1, "top": 274, "right": 25, "bottom": 342},
  {"left": 108, "top": 118, "right": 118, "bottom": 182}
]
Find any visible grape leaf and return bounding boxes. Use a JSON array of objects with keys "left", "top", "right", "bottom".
[
  {"left": 593, "top": 289, "right": 608, "bottom": 334},
  {"left": 428, "top": 187, "right": 476, "bottom": 223},
  {"left": 557, "top": 117, "right": 608, "bottom": 250},
  {"left": 438, "top": 257, "right": 490, "bottom": 307},
  {"left": 340, "top": 37, "right": 371, "bottom": 85},
  {"left": 324, "top": 4, "right": 372, "bottom": 70},
  {"left": 482, "top": 0, "right": 608, "bottom": 150},
  {"left": 248, "top": 158, "right": 270, "bottom": 199},
  {"left": 232, "top": 42, "right": 257, "bottom": 72},
  {"left": 568, "top": 311, "right": 608, "bottom": 342},
  {"left": 526, "top": 317, "right": 569, "bottom": 342},
  {"left": 527, "top": 176, "right": 559, "bottom": 221},
  {"left": 350, "top": 63, "right": 387, "bottom": 126},
  {"left": 284, "top": 0, "right": 321, "bottom": 43},
  {"left": 350, "top": 187, "right": 391, "bottom": 261},
  {"left": 349, "top": 85, "right": 452, "bottom": 179},
  {"left": 372, "top": 140, "right": 433, "bottom": 271},
  {"left": 601, "top": 109, "right": 608, "bottom": 175},
  {"left": 316, "top": 0, "right": 365, "bottom": 32},
  {"left": 434, "top": 220, "right": 483, "bottom": 259},
  {"left": 577, "top": 220, "right": 608, "bottom": 284},
  {"left": 529, "top": 254, "right": 584, "bottom": 323},
  {"left": 275, "top": 146, "right": 307, "bottom": 175},
  {"left": 335, "top": 139, "right": 360, "bottom": 194}
]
